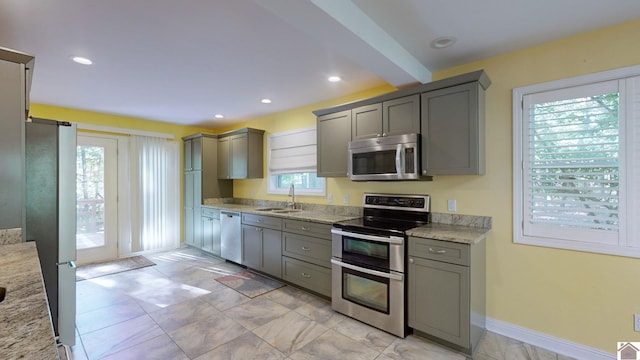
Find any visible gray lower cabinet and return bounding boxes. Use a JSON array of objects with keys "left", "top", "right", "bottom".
[
  {"left": 281, "top": 219, "right": 332, "bottom": 297},
  {"left": 201, "top": 207, "right": 221, "bottom": 256},
  {"left": 317, "top": 110, "right": 351, "bottom": 177},
  {"left": 184, "top": 171, "right": 202, "bottom": 248},
  {"left": 241, "top": 213, "right": 282, "bottom": 278},
  {"left": 408, "top": 236, "right": 485, "bottom": 356},
  {"left": 421, "top": 82, "right": 485, "bottom": 175}
]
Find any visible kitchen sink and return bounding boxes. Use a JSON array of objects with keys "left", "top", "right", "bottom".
[
  {"left": 255, "top": 207, "right": 285, "bottom": 211},
  {"left": 272, "top": 209, "right": 302, "bottom": 213}
]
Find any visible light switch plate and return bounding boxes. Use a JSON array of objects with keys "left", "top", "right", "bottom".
[
  {"left": 327, "top": 194, "right": 333, "bottom": 203},
  {"left": 448, "top": 199, "right": 457, "bottom": 212},
  {"left": 343, "top": 194, "right": 349, "bottom": 204}
]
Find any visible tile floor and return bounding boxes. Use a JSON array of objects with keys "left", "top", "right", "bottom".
[{"left": 66, "top": 247, "right": 574, "bottom": 360}]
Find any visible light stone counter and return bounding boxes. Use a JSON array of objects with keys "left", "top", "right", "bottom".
[
  {"left": 406, "top": 223, "right": 490, "bottom": 245},
  {"left": 203, "top": 199, "right": 362, "bottom": 225},
  {"left": 0, "top": 242, "right": 59, "bottom": 359}
]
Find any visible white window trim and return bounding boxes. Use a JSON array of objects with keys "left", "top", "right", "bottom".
[
  {"left": 267, "top": 126, "right": 326, "bottom": 197},
  {"left": 513, "top": 64, "right": 640, "bottom": 258}
]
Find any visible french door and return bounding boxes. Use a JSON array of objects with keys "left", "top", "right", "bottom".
[{"left": 75, "top": 135, "right": 120, "bottom": 264}]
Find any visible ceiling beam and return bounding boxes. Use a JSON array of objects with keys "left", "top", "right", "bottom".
[
  {"left": 255, "top": 0, "right": 430, "bottom": 87},
  {"left": 310, "top": 0, "right": 431, "bottom": 84}
]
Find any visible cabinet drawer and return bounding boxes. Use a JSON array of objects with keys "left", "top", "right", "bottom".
[
  {"left": 409, "top": 237, "right": 470, "bottom": 266},
  {"left": 282, "top": 232, "right": 331, "bottom": 267},
  {"left": 282, "top": 219, "right": 331, "bottom": 240},
  {"left": 282, "top": 256, "right": 331, "bottom": 297},
  {"left": 201, "top": 207, "right": 220, "bottom": 219},
  {"left": 242, "top": 213, "right": 282, "bottom": 230}
]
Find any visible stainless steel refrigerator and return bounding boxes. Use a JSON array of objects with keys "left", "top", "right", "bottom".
[{"left": 25, "top": 118, "right": 76, "bottom": 347}]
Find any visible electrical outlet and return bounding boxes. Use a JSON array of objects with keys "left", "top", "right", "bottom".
[
  {"left": 447, "top": 199, "right": 457, "bottom": 212},
  {"left": 327, "top": 194, "right": 333, "bottom": 203},
  {"left": 634, "top": 314, "right": 640, "bottom": 332},
  {"left": 343, "top": 194, "right": 349, "bottom": 204}
]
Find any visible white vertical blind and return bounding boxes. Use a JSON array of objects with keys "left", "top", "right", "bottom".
[
  {"left": 129, "top": 136, "right": 180, "bottom": 252},
  {"left": 268, "top": 127, "right": 317, "bottom": 175}
]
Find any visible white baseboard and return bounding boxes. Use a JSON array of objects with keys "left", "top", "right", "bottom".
[{"left": 485, "top": 317, "right": 615, "bottom": 360}]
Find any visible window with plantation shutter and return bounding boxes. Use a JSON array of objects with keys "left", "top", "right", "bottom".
[{"left": 513, "top": 66, "right": 640, "bottom": 258}]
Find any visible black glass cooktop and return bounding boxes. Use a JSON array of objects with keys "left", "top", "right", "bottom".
[{"left": 333, "top": 216, "right": 428, "bottom": 237}]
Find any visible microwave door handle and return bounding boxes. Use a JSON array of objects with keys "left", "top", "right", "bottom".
[
  {"left": 331, "top": 259, "right": 404, "bottom": 281},
  {"left": 395, "top": 144, "right": 403, "bottom": 178}
]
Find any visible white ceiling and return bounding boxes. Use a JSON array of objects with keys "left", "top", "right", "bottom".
[{"left": 1, "top": 0, "right": 639, "bottom": 128}]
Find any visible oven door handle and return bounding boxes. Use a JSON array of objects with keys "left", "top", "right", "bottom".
[
  {"left": 330, "top": 228, "right": 404, "bottom": 245},
  {"left": 331, "top": 259, "right": 404, "bottom": 281}
]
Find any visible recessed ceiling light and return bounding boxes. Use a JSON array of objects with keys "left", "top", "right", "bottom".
[
  {"left": 214, "top": 114, "right": 224, "bottom": 119},
  {"left": 430, "top": 36, "right": 457, "bottom": 49},
  {"left": 71, "top": 56, "right": 93, "bottom": 65},
  {"left": 261, "top": 98, "right": 272, "bottom": 104},
  {"left": 328, "top": 76, "right": 341, "bottom": 82}
]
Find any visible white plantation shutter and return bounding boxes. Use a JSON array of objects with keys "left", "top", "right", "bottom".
[
  {"left": 268, "top": 127, "right": 317, "bottom": 175},
  {"left": 523, "top": 80, "right": 620, "bottom": 244},
  {"left": 514, "top": 67, "right": 640, "bottom": 257}
]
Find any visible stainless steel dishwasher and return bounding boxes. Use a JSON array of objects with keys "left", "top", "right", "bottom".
[{"left": 220, "top": 210, "right": 242, "bottom": 263}]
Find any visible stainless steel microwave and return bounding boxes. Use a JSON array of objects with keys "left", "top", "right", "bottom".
[{"left": 348, "top": 133, "right": 420, "bottom": 181}]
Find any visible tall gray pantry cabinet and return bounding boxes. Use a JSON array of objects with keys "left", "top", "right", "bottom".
[
  {"left": 182, "top": 133, "right": 232, "bottom": 254},
  {"left": 0, "top": 48, "right": 34, "bottom": 232}
]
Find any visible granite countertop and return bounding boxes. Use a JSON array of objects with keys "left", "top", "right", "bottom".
[
  {"left": 0, "top": 242, "right": 59, "bottom": 359},
  {"left": 203, "top": 203, "right": 361, "bottom": 225},
  {"left": 406, "top": 223, "right": 490, "bottom": 245}
]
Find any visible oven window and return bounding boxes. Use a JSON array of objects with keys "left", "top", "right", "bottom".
[
  {"left": 343, "top": 237, "right": 389, "bottom": 269},
  {"left": 342, "top": 267, "right": 389, "bottom": 314},
  {"left": 352, "top": 150, "right": 397, "bottom": 175}
]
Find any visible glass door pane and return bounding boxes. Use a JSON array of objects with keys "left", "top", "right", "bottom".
[{"left": 76, "top": 145, "right": 106, "bottom": 250}]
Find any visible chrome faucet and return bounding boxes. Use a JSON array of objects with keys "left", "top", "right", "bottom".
[{"left": 288, "top": 184, "right": 296, "bottom": 209}]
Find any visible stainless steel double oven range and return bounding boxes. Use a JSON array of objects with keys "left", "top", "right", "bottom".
[{"left": 330, "top": 193, "right": 430, "bottom": 337}]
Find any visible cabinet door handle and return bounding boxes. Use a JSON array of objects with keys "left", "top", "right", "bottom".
[
  {"left": 382, "top": 132, "right": 387, "bottom": 137},
  {"left": 257, "top": 219, "right": 263, "bottom": 223},
  {"left": 409, "top": 258, "right": 414, "bottom": 263},
  {"left": 301, "top": 246, "right": 310, "bottom": 251},
  {"left": 428, "top": 248, "right": 446, "bottom": 254},
  {"left": 301, "top": 272, "right": 311, "bottom": 278},
  {"left": 301, "top": 227, "right": 310, "bottom": 231},
  {"left": 255, "top": 227, "right": 262, "bottom": 232}
]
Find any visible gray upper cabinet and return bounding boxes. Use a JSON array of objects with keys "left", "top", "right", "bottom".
[
  {"left": 317, "top": 110, "right": 351, "bottom": 177},
  {"left": 351, "top": 103, "right": 382, "bottom": 140},
  {"left": 313, "top": 70, "right": 490, "bottom": 178},
  {"left": 421, "top": 82, "right": 486, "bottom": 175},
  {"left": 351, "top": 95, "right": 420, "bottom": 140},
  {"left": 0, "top": 48, "right": 34, "bottom": 230},
  {"left": 217, "top": 128, "right": 264, "bottom": 179},
  {"left": 383, "top": 94, "right": 420, "bottom": 136}
]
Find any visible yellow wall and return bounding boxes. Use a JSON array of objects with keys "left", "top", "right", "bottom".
[
  {"left": 29, "top": 104, "right": 214, "bottom": 138},
  {"left": 30, "top": 18, "right": 640, "bottom": 353},
  {"left": 229, "top": 19, "right": 640, "bottom": 353},
  {"left": 431, "top": 19, "right": 640, "bottom": 353}
]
